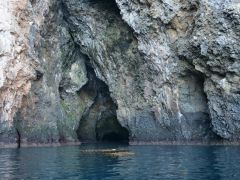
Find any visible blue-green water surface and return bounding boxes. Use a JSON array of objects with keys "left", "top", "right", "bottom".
[{"left": 0, "top": 144, "right": 240, "bottom": 179}]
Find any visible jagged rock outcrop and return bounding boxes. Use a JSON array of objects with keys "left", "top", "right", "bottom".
[
  {"left": 0, "top": 0, "right": 239, "bottom": 146},
  {"left": 116, "top": 0, "right": 240, "bottom": 141}
]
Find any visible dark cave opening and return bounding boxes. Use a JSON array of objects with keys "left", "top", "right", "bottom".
[
  {"left": 30, "top": 0, "right": 37, "bottom": 6},
  {"left": 88, "top": 0, "right": 121, "bottom": 14},
  {"left": 95, "top": 114, "right": 129, "bottom": 143},
  {"left": 76, "top": 59, "right": 129, "bottom": 144},
  {"left": 101, "top": 132, "right": 128, "bottom": 142}
]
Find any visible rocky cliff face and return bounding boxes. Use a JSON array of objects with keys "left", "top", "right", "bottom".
[{"left": 0, "top": 0, "right": 239, "bottom": 146}]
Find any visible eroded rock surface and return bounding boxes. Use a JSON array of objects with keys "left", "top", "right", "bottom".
[{"left": 0, "top": 0, "right": 239, "bottom": 146}]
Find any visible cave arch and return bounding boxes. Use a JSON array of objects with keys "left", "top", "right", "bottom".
[{"left": 76, "top": 60, "right": 129, "bottom": 143}]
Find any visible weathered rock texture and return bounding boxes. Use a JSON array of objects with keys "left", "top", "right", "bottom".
[{"left": 0, "top": 0, "right": 239, "bottom": 146}]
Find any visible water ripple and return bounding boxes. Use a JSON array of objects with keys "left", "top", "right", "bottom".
[{"left": 0, "top": 145, "right": 240, "bottom": 179}]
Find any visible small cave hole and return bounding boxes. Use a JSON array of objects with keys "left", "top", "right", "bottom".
[
  {"left": 35, "top": 70, "right": 43, "bottom": 81},
  {"left": 30, "top": 0, "right": 37, "bottom": 6}
]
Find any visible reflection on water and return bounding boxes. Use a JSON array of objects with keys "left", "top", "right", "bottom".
[{"left": 0, "top": 144, "right": 240, "bottom": 179}]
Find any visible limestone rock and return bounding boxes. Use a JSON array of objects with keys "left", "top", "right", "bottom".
[{"left": 0, "top": 0, "right": 239, "bottom": 145}]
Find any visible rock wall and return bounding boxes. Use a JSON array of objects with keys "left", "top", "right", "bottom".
[
  {"left": 116, "top": 0, "right": 240, "bottom": 141},
  {"left": 0, "top": 0, "right": 239, "bottom": 146},
  {"left": 0, "top": 0, "right": 49, "bottom": 145}
]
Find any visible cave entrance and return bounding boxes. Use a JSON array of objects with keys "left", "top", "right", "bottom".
[
  {"left": 76, "top": 60, "right": 129, "bottom": 144},
  {"left": 95, "top": 115, "right": 129, "bottom": 143}
]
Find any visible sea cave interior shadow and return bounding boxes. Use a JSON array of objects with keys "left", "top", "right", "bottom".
[
  {"left": 101, "top": 132, "right": 128, "bottom": 142},
  {"left": 76, "top": 59, "right": 129, "bottom": 144},
  {"left": 88, "top": 0, "right": 121, "bottom": 14}
]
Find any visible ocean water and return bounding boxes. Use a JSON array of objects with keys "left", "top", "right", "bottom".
[{"left": 0, "top": 144, "right": 240, "bottom": 179}]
